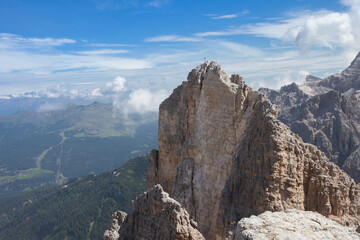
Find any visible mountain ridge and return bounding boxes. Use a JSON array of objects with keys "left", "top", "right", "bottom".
[{"left": 259, "top": 51, "right": 360, "bottom": 182}]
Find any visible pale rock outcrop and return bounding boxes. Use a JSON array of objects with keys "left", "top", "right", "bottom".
[
  {"left": 103, "top": 184, "right": 204, "bottom": 240},
  {"left": 148, "top": 61, "right": 360, "bottom": 239},
  {"left": 103, "top": 211, "right": 127, "bottom": 240},
  {"left": 232, "top": 209, "right": 360, "bottom": 240}
]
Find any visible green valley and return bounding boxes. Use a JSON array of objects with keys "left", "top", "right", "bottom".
[{"left": 0, "top": 102, "right": 157, "bottom": 198}]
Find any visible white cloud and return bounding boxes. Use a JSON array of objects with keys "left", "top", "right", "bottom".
[
  {"left": 145, "top": 35, "right": 202, "bottom": 42},
  {"left": 41, "top": 83, "right": 84, "bottom": 99},
  {"left": 88, "top": 76, "right": 127, "bottom": 97},
  {"left": 90, "top": 88, "right": 102, "bottom": 97},
  {"left": 292, "top": 12, "right": 353, "bottom": 48},
  {"left": 195, "top": 1, "right": 360, "bottom": 51},
  {"left": 123, "top": 88, "right": 169, "bottom": 116},
  {"left": 104, "top": 76, "right": 127, "bottom": 93},
  {"left": 269, "top": 70, "right": 310, "bottom": 90},
  {"left": 77, "top": 49, "right": 128, "bottom": 55}
]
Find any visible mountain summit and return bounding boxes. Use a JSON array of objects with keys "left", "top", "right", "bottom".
[{"left": 105, "top": 62, "right": 360, "bottom": 239}]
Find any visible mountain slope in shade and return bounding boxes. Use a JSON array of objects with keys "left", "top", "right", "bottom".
[
  {"left": 0, "top": 155, "right": 148, "bottom": 240},
  {"left": 259, "top": 52, "right": 360, "bottom": 182}
]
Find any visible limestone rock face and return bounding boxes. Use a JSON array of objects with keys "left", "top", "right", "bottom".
[
  {"left": 232, "top": 209, "right": 360, "bottom": 240},
  {"left": 103, "top": 184, "right": 204, "bottom": 240},
  {"left": 149, "top": 61, "right": 262, "bottom": 239},
  {"left": 148, "top": 61, "right": 360, "bottom": 239},
  {"left": 259, "top": 52, "right": 360, "bottom": 182}
]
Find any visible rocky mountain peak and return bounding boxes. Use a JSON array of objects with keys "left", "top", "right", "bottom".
[
  {"left": 343, "top": 51, "right": 360, "bottom": 75},
  {"left": 150, "top": 62, "right": 360, "bottom": 239},
  {"left": 187, "top": 61, "right": 243, "bottom": 86},
  {"left": 106, "top": 61, "right": 360, "bottom": 239}
]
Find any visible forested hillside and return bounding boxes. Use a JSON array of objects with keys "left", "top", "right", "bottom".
[{"left": 0, "top": 155, "right": 148, "bottom": 240}]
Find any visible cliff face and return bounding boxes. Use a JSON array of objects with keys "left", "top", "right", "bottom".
[
  {"left": 259, "top": 52, "right": 360, "bottom": 182},
  {"left": 148, "top": 62, "right": 360, "bottom": 239},
  {"left": 148, "top": 62, "right": 262, "bottom": 238}
]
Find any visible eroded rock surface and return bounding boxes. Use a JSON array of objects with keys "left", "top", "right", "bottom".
[
  {"left": 103, "top": 184, "right": 204, "bottom": 240},
  {"left": 148, "top": 61, "right": 360, "bottom": 239},
  {"left": 232, "top": 209, "right": 360, "bottom": 240}
]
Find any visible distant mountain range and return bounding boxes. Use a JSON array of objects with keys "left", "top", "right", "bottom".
[
  {"left": 0, "top": 101, "right": 157, "bottom": 198},
  {"left": 0, "top": 155, "right": 148, "bottom": 240},
  {"left": 260, "top": 52, "right": 360, "bottom": 182}
]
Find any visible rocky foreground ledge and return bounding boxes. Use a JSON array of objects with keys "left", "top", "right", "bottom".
[
  {"left": 105, "top": 62, "right": 360, "bottom": 240},
  {"left": 232, "top": 209, "right": 360, "bottom": 240}
]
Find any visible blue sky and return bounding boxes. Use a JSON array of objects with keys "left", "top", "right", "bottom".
[{"left": 0, "top": 0, "right": 360, "bottom": 111}]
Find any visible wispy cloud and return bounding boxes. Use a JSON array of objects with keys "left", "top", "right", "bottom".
[
  {"left": 94, "top": 0, "right": 138, "bottom": 10},
  {"left": 89, "top": 43, "right": 134, "bottom": 47},
  {"left": 0, "top": 50, "right": 153, "bottom": 73},
  {"left": 0, "top": 33, "right": 76, "bottom": 48},
  {"left": 0, "top": 33, "right": 153, "bottom": 74},
  {"left": 94, "top": 0, "right": 169, "bottom": 10},
  {"left": 147, "top": 0, "right": 169, "bottom": 8},
  {"left": 77, "top": 49, "right": 129, "bottom": 55},
  {"left": 212, "top": 14, "right": 238, "bottom": 19},
  {"left": 210, "top": 10, "right": 249, "bottom": 19},
  {"left": 145, "top": 35, "right": 202, "bottom": 42}
]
